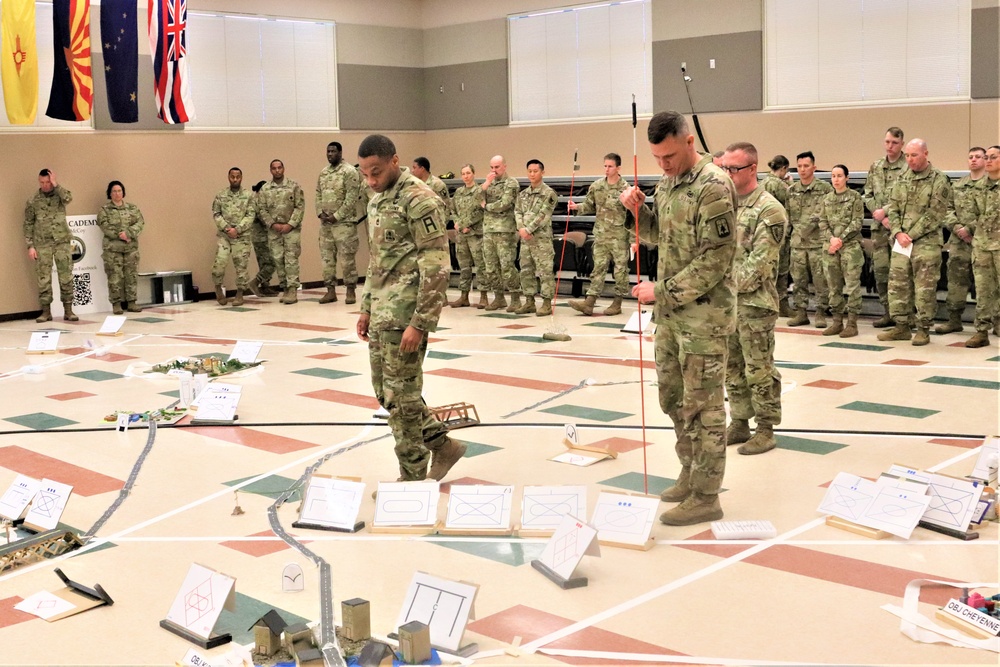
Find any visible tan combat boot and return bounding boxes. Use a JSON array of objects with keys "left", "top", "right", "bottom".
[
  {"left": 660, "top": 467, "right": 691, "bottom": 502},
  {"left": 248, "top": 278, "right": 265, "bottom": 298},
  {"left": 283, "top": 289, "right": 298, "bottom": 305},
  {"left": 814, "top": 309, "right": 828, "bottom": 329},
  {"left": 603, "top": 297, "right": 623, "bottom": 316},
  {"left": 911, "top": 327, "right": 930, "bottom": 346},
  {"left": 872, "top": 311, "right": 893, "bottom": 328},
  {"left": 214, "top": 285, "right": 228, "bottom": 306},
  {"left": 485, "top": 291, "right": 506, "bottom": 311},
  {"left": 787, "top": 310, "right": 810, "bottom": 327},
  {"left": 126, "top": 301, "right": 142, "bottom": 312},
  {"left": 659, "top": 492, "right": 723, "bottom": 526},
  {"left": 934, "top": 310, "right": 963, "bottom": 334},
  {"left": 345, "top": 284, "right": 357, "bottom": 304},
  {"left": 568, "top": 294, "right": 597, "bottom": 316},
  {"left": 506, "top": 292, "right": 522, "bottom": 313},
  {"left": 476, "top": 290, "right": 489, "bottom": 309},
  {"left": 778, "top": 297, "right": 792, "bottom": 318},
  {"left": 428, "top": 436, "right": 467, "bottom": 481},
  {"left": 232, "top": 289, "right": 244, "bottom": 307},
  {"left": 965, "top": 331, "right": 990, "bottom": 348},
  {"left": 112, "top": 302, "right": 124, "bottom": 315},
  {"left": 62, "top": 302, "right": 78, "bottom": 322},
  {"left": 726, "top": 419, "right": 751, "bottom": 446},
  {"left": 35, "top": 305, "right": 52, "bottom": 323},
  {"left": 822, "top": 314, "right": 843, "bottom": 336},
  {"left": 839, "top": 313, "right": 858, "bottom": 338},
  {"left": 739, "top": 422, "right": 776, "bottom": 455},
  {"left": 319, "top": 286, "right": 338, "bottom": 304},
  {"left": 515, "top": 295, "right": 536, "bottom": 314},
  {"left": 449, "top": 291, "right": 470, "bottom": 308},
  {"left": 877, "top": 322, "right": 911, "bottom": 341},
  {"left": 536, "top": 298, "right": 552, "bottom": 316}
]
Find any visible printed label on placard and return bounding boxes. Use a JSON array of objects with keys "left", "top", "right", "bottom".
[
  {"left": 116, "top": 413, "right": 131, "bottom": 432},
  {"left": 942, "top": 598, "right": 1000, "bottom": 636},
  {"left": 28, "top": 331, "right": 60, "bottom": 352}
]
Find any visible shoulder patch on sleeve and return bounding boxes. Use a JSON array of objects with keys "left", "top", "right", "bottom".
[{"left": 769, "top": 224, "right": 784, "bottom": 244}]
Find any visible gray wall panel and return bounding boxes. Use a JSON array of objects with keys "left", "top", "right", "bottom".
[
  {"left": 424, "top": 60, "right": 508, "bottom": 130},
  {"left": 337, "top": 64, "right": 425, "bottom": 131},
  {"left": 653, "top": 32, "right": 762, "bottom": 114},
  {"left": 972, "top": 6, "right": 999, "bottom": 99}
]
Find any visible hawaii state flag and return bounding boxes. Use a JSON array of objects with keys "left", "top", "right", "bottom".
[
  {"left": 147, "top": 0, "right": 194, "bottom": 124},
  {"left": 100, "top": 0, "right": 138, "bottom": 123},
  {"left": 1, "top": 0, "right": 38, "bottom": 124},
  {"left": 46, "top": 0, "right": 93, "bottom": 122}
]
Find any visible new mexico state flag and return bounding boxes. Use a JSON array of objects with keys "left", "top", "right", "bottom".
[{"left": 1, "top": 0, "right": 38, "bottom": 124}]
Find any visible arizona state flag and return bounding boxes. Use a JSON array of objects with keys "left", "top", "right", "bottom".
[
  {"left": 1, "top": 0, "right": 38, "bottom": 124},
  {"left": 46, "top": 0, "right": 93, "bottom": 121},
  {"left": 147, "top": 0, "right": 194, "bottom": 124},
  {"left": 100, "top": 0, "right": 137, "bottom": 123}
]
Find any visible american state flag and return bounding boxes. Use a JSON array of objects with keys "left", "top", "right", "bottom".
[{"left": 147, "top": 0, "right": 194, "bottom": 123}]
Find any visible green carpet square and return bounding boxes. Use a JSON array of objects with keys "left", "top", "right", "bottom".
[
  {"left": 584, "top": 322, "right": 627, "bottom": 329},
  {"left": 215, "top": 592, "right": 310, "bottom": 645},
  {"left": 4, "top": 412, "right": 79, "bottom": 430},
  {"left": 482, "top": 313, "right": 528, "bottom": 319},
  {"left": 292, "top": 367, "right": 360, "bottom": 381},
  {"left": 776, "top": 435, "right": 848, "bottom": 455},
  {"left": 427, "top": 350, "right": 469, "bottom": 360},
  {"left": 222, "top": 306, "right": 258, "bottom": 312},
  {"left": 820, "top": 342, "right": 891, "bottom": 352},
  {"left": 540, "top": 404, "right": 631, "bottom": 423},
  {"left": 776, "top": 361, "right": 823, "bottom": 370},
  {"left": 462, "top": 441, "right": 501, "bottom": 458},
  {"left": 159, "top": 390, "right": 180, "bottom": 398},
  {"left": 596, "top": 471, "right": 728, "bottom": 496},
  {"left": 920, "top": 376, "right": 1000, "bottom": 391},
  {"left": 67, "top": 370, "right": 123, "bottom": 382},
  {"left": 301, "top": 337, "right": 334, "bottom": 344},
  {"left": 433, "top": 538, "right": 546, "bottom": 567},
  {"left": 224, "top": 474, "right": 302, "bottom": 502},
  {"left": 130, "top": 316, "right": 171, "bottom": 323},
  {"left": 838, "top": 401, "right": 939, "bottom": 419},
  {"left": 501, "top": 335, "right": 559, "bottom": 344}
]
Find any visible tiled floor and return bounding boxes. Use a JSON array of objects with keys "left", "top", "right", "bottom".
[{"left": 0, "top": 291, "right": 995, "bottom": 666}]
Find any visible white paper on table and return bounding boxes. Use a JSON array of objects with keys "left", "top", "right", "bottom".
[
  {"left": 818, "top": 471, "right": 930, "bottom": 539},
  {"left": 537, "top": 513, "right": 600, "bottom": 580},
  {"left": 892, "top": 239, "right": 913, "bottom": 257},
  {"left": 28, "top": 331, "right": 60, "bottom": 352},
  {"left": 165, "top": 563, "right": 236, "bottom": 640},
  {"left": 549, "top": 451, "right": 603, "bottom": 467},
  {"left": 299, "top": 476, "right": 365, "bottom": 530},
  {"left": 23, "top": 478, "right": 73, "bottom": 531},
  {"left": 590, "top": 492, "right": 659, "bottom": 546},
  {"left": 228, "top": 341, "right": 263, "bottom": 364},
  {"left": 521, "top": 486, "right": 587, "bottom": 531},
  {"left": 15, "top": 591, "right": 76, "bottom": 620},
  {"left": 192, "top": 392, "right": 240, "bottom": 422},
  {"left": 98, "top": 315, "right": 127, "bottom": 334},
  {"left": 190, "top": 383, "right": 242, "bottom": 408},
  {"left": 0, "top": 474, "right": 41, "bottom": 521}
]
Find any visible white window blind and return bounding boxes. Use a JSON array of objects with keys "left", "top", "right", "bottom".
[
  {"left": 186, "top": 12, "right": 338, "bottom": 128},
  {"left": 508, "top": 0, "right": 652, "bottom": 124},
  {"left": 765, "top": 0, "right": 970, "bottom": 108}
]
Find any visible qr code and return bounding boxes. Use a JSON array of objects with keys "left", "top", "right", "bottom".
[{"left": 73, "top": 272, "right": 92, "bottom": 306}]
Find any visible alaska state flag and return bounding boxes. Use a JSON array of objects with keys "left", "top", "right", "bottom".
[
  {"left": 46, "top": 0, "right": 93, "bottom": 121},
  {"left": 100, "top": 0, "right": 138, "bottom": 123},
  {"left": 0, "top": 0, "right": 38, "bottom": 124},
  {"left": 147, "top": 0, "right": 194, "bottom": 124}
]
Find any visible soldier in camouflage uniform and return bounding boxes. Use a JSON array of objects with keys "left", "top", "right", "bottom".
[
  {"left": 514, "top": 159, "right": 558, "bottom": 316},
  {"left": 258, "top": 160, "right": 305, "bottom": 305},
  {"left": 878, "top": 139, "right": 953, "bottom": 346},
  {"left": 936, "top": 147, "right": 985, "bottom": 334},
  {"left": 965, "top": 145, "right": 1000, "bottom": 347},
  {"left": 567, "top": 152, "right": 630, "bottom": 316},
  {"left": 762, "top": 155, "right": 791, "bottom": 316},
  {"left": 621, "top": 111, "right": 737, "bottom": 526},
  {"left": 862, "top": 127, "right": 908, "bottom": 328},
  {"left": 98, "top": 180, "right": 145, "bottom": 314},
  {"left": 24, "top": 169, "right": 76, "bottom": 323},
  {"left": 356, "top": 134, "right": 466, "bottom": 482},
  {"left": 211, "top": 168, "right": 257, "bottom": 307},
  {"left": 250, "top": 181, "right": 277, "bottom": 296},
  {"left": 820, "top": 165, "right": 864, "bottom": 338},
  {"left": 721, "top": 143, "right": 785, "bottom": 456},
  {"left": 787, "top": 151, "right": 834, "bottom": 328},
  {"left": 450, "top": 164, "right": 486, "bottom": 308},
  {"left": 411, "top": 157, "right": 451, "bottom": 206},
  {"left": 480, "top": 155, "right": 523, "bottom": 312},
  {"left": 316, "top": 142, "right": 363, "bottom": 305}
]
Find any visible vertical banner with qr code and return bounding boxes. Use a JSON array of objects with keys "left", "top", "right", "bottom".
[{"left": 50, "top": 215, "right": 110, "bottom": 318}]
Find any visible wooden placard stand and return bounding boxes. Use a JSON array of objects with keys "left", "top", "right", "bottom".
[
  {"left": 530, "top": 559, "right": 588, "bottom": 589},
  {"left": 368, "top": 522, "right": 439, "bottom": 535},
  {"left": 437, "top": 525, "right": 513, "bottom": 537},
  {"left": 934, "top": 607, "right": 999, "bottom": 640},
  {"left": 189, "top": 413, "right": 239, "bottom": 426},
  {"left": 159, "top": 618, "right": 232, "bottom": 650},
  {"left": 45, "top": 568, "right": 114, "bottom": 621},
  {"left": 516, "top": 526, "right": 556, "bottom": 538},
  {"left": 430, "top": 402, "right": 480, "bottom": 430},
  {"left": 599, "top": 536, "right": 655, "bottom": 551},
  {"left": 825, "top": 515, "right": 890, "bottom": 539}
]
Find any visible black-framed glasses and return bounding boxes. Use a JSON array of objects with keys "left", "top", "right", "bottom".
[{"left": 722, "top": 164, "right": 755, "bottom": 174}]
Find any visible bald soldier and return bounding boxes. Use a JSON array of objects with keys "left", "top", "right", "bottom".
[
  {"left": 356, "top": 134, "right": 466, "bottom": 483},
  {"left": 621, "top": 111, "right": 737, "bottom": 526},
  {"left": 480, "top": 155, "right": 522, "bottom": 312},
  {"left": 878, "top": 139, "right": 953, "bottom": 346}
]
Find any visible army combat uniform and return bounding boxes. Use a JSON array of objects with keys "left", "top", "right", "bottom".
[
  {"left": 879, "top": 164, "right": 953, "bottom": 345},
  {"left": 258, "top": 177, "right": 305, "bottom": 302},
  {"left": 481, "top": 173, "right": 522, "bottom": 311},
  {"left": 761, "top": 173, "right": 790, "bottom": 316},
  {"left": 97, "top": 200, "right": 145, "bottom": 312},
  {"left": 514, "top": 182, "right": 558, "bottom": 315},
  {"left": 250, "top": 190, "right": 275, "bottom": 293},
  {"left": 361, "top": 171, "right": 464, "bottom": 481},
  {"left": 316, "top": 161, "right": 362, "bottom": 304},
  {"left": 568, "top": 176, "right": 630, "bottom": 316},
  {"left": 24, "top": 184, "right": 74, "bottom": 321},
  {"left": 820, "top": 188, "right": 864, "bottom": 334},
  {"left": 211, "top": 187, "right": 257, "bottom": 305},
  {"left": 450, "top": 183, "right": 485, "bottom": 305},
  {"left": 787, "top": 178, "right": 834, "bottom": 327},
  {"left": 862, "top": 155, "right": 908, "bottom": 326},
  {"left": 725, "top": 185, "right": 786, "bottom": 456},
  {"left": 632, "top": 153, "right": 737, "bottom": 526},
  {"left": 937, "top": 174, "right": 982, "bottom": 333},
  {"left": 965, "top": 176, "right": 1000, "bottom": 347}
]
